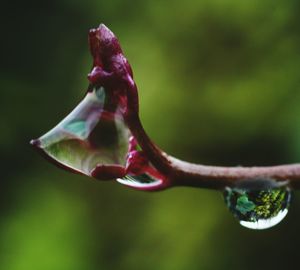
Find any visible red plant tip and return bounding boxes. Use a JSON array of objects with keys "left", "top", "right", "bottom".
[
  {"left": 98, "top": 24, "right": 122, "bottom": 56},
  {"left": 91, "top": 164, "right": 126, "bottom": 180},
  {"left": 88, "top": 28, "right": 102, "bottom": 67},
  {"left": 98, "top": 24, "right": 115, "bottom": 43},
  {"left": 88, "top": 24, "right": 122, "bottom": 68}
]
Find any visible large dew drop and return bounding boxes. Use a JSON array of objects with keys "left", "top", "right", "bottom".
[
  {"left": 224, "top": 186, "right": 291, "bottom": 230},
  {"left": 31, "top": 86, "right": 130, "bottom": 177}
]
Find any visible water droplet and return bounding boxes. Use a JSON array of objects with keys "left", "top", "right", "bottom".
[
  {"left": 224, "top": 184, "right": 291, "bottom": 230},
  {"left": 31, "top": 87, "right": 130, "bottom": 176},
  {"left": 116, "top": 137, "right": 168, "bottom": 191},
  {"left": 117, "top": 172, "right": 163, "bottom": 189},
  {"left": 117, "top": 166, "right": 167, "bottom": 191}
]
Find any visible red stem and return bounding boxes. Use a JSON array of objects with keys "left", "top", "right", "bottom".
[{"left": 126, "top": 110, "right": 300, "bottom": 190}]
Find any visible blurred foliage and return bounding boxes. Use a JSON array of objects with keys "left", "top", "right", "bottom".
[{"left": 1, "top": 0, "right": 300, "bottom": 269}]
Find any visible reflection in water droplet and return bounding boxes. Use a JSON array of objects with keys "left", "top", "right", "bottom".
[
  {"left": 224, "top": 186, "right": 291, "bottom": 230},
  {"left": 33, "top": 87, "right": 130, "bottom": 175},
  {"left": 117, "top": 173, "right": 162, "bottom": 188}
]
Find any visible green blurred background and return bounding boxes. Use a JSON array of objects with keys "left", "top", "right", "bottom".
[{"left": 1, "top": 0, "right": 300, "bottom": 269}]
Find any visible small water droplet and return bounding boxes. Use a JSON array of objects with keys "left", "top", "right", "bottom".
[
  {"left": 224, "top": 184, "right": 291, "bottom": 230},
  {"left": 117, "top": 173, "right": 163, "bottom": 189},
  {"left": 116, "top": 137, "right": 168, "bottom": 191}
]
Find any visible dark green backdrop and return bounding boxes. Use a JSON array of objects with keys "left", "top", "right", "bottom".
[{"left": 1, "top": 1, "right": 300, "bottom": 269}]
